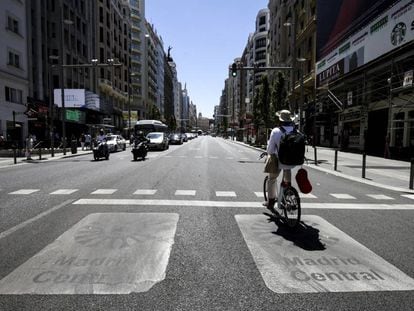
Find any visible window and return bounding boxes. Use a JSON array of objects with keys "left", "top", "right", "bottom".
[
  {"left": 8, "top": 51, "right": 20, "bottom": 68},
  {"left": 7, "top": 16, "right": 19, "bottom": 34},
  {"left": 5, "top": 86, "right": 23, "bottom": 104}
]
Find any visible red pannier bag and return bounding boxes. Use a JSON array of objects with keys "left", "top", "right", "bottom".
[{"left": 296, "top": 168, "right": 312, "bottom": 194}]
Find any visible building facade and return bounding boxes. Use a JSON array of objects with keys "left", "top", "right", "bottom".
[{"left": 0, "top": 0, "right": 29, "bottom": 146}]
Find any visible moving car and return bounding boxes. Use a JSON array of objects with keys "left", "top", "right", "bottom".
[
  {"left": 106, "top": 134, "right": 127, "bottom": 152},
  {"left": 168, "top": 133, "right": 183, "bottom": 145},
  {"left": 146, "top": 132, "right": 169, "bottom": 150}
]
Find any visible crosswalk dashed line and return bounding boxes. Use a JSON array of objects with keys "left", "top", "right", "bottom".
[
  {"left": 254, "top": 192, "right": 264, "bottom": 198},
  {"left": 216, "top": 191, "right": 236, "bottom": 197},
  {"left": 175, "top": 190, "right": 196, "bottom": 196},
  {"left": 133, "top": 189, "right": 157, "bottom": 195},
  {"left": 91, "top": 189, "right": 117, "bottom": 195},
  {"left": 50, "top": 189, "right": 78, "bottom": 195},
  {"left": 330, "top": 193, "right": 356, "bottom": 199},
  {"left": 401, "top": 194, "right": 414, "bottom": 200},
  {"left": 300, "top": 193, "right": 317, "bottom": 199},
  {"left": 367, "top": 194, "right": 394, "bottom": 200},
  {"left": 9, "top": 189, "right": 40, "bottom": 195}
]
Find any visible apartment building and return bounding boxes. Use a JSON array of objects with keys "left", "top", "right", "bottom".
[{"left": 0, "top": 0, "right": 29, "bottom": 145}]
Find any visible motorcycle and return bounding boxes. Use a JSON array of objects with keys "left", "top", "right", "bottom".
[
  {"left": 131, "top": 140, "right": 148, "bottom": 161},
  {"left": 92, "top": 140, "right": 109, "bottom": 160}
]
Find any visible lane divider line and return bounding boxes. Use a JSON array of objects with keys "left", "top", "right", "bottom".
[{"left": 0, "top": 199, "right": 75, "bottom": 240}]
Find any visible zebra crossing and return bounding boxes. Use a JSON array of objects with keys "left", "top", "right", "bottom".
[{"left": 3, "top": 187, "right": 414, "bottom": 201}]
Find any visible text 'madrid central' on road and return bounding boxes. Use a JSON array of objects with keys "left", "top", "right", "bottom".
[
  {"left": 235, "top": 214, "right": 414, "bottom": 293},
  {"left": 0, "top": 213, "right": 179, "bottom": 295}
]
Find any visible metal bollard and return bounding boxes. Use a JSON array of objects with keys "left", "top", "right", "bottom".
[
  {"left": 410, "top": 158, "right": 414, "bottom": 190},
  {"left": 362, "top": 153, "right": 366, "bottom": 179},
  {"left": 314, "top": 146, "right": 318, "bottom": 165},
  {"left": 334, "top": 149, "right": 338, "bottom": 171},
  {"left": 13, "top": 148, "right": 17, "bottom": 164},
  {"left": 38, "top": 148, "right": 42, "bottom": 160}
]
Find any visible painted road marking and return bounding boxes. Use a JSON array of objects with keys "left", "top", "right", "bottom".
[
  {"left": 9, "top": 189, "right": 40, "bottom": 195},
  {"left": 133, "top": 189, "right": 157, "bottom": 195},
  {"left": 175, "top": 190, "right": 196, "bottom": 196},
  {"left": 235, "top": 214, "right": 414, "bottom": 293},
  {"left": 0, "top": 213, "right": 179, "bottom": 294},
  {"left": 300, "top": 193, "right": 317, "bottom": 199},
  {"left": 91, "top": 189, "right": 117, "bottom": 195},
  {"left": 0, "top": 199, "right": 75, "bottom": 240},
  {"left": 330, "top": 194, "right": 356, "bottom": 199},
  {"left": 209, "top": 156, "right": 218, "bottom": 159},
  {"left": 50, "top": 189, "right": 79, "bottom": 195},
  {"left": 366, "top": 194, "right": 394, "bottom": 200},
  {"left": 254, "top": 192, "right": 264, "bottom": 198},
  {"left": 216, "top": 191, "right": 236, "bottom": 197},
  {"left": 71, "top": 199, "right": 414, "bottom": 210},
  {"left": 226, "top": 157, "right": 234, "bottom": 160},
  {"left": 194, "top": 156, "right": 203, "bottom": 159},
  {"left": 402, "top": 194, "right": 414, "bottom": 200}
]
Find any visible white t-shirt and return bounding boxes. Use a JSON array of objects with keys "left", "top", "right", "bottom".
[{"left": 267, "top": 125, "right": 296, "bottom": 170}]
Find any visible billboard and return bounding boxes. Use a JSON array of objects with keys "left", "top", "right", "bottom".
[
  {"left": 54, "top": 89, "right": 100, "bottom": 111},
  {"left": 316, "top": 0, "right": 414, "bottom": 87},
  {"left": 317, "top": 0, "right": 397, "bottom": 59}
]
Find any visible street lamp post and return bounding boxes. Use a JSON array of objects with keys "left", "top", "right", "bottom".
[{"left": 59, "top": 1, "right": 74, "bottom": 155}]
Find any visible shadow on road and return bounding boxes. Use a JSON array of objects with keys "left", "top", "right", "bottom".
[{"left": 263, "top": 212, "right": 326, "bottom": 251}]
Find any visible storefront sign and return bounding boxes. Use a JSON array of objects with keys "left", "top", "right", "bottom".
[
  {"left": 340, "top": 111, "right": 361, "bottom": 122},
  {"left": 316, "top": 0, "right": 414, "bottom": 86},
  {"left": 403, "top": 70, "right": 413, "bottom": 87}
]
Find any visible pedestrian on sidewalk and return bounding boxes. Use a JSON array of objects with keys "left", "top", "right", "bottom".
[
  {"left": 85, "top": 133, "right": 91, "bottom": 150},
  {"left": 80, "top": 133, "right": 86, "bottom": 150},
  {"left": 25, "top": 134, "right": 34, "bottom": 160}
]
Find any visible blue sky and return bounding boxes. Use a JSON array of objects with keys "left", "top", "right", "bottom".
[{"left": 145, "top": 0, "right": 269, "bottom": 118}]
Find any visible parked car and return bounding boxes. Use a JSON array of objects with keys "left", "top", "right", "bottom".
[
  {"left": 106, "top": 134, "right": 127, "bottom": 152},
  {"left": 146, "top": 132, "right": 169, "bottom": 150},
  {"left": 180, "top": 133, "right": 188, "bottom": 142},
  {"left": 169, "top": 133, "right": 183, "bottom": 145}
]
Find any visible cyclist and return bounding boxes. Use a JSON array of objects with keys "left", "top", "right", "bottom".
[{"left": 263, "top": 109, "right": 297, "bottom": 212}]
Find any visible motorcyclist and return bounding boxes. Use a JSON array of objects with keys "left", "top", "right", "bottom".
[
  {"left": 134, "top": 131, "right": 149, "bottom": 144},
  {"left": 97, "top": 129, "right": 107, "bottom": 142},
  {"left": 95, "top": 129, "right": 109, "bottom": 154}
]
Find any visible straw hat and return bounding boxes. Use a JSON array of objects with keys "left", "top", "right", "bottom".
[{"left": 276, "top": 110, "right": 294, "bottom": 122}]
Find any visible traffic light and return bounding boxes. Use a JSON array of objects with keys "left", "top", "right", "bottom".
[{"left": 231, "top": 63, "right": 237, "bottom": 77}]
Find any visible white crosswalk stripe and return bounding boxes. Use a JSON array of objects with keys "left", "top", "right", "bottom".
[
  {"left": 300, "top": 193, "right": 317, "bottom": 199},
  {"left": 175, "top": 190, "right": 196, "bottom": 196},
  {"left": 367, "top": 194, "right": 394, "bottom": 200},
  {"left": 254, "top": 192, "right": 264, "bottom": 198},
  {"left": 91, "top": 189, "right": 117, "bottom": 194},
  {"left": 401, "top": 194, "right": 414, "bottom": 200},
  {"left": 133, "top": 189, "right": 157, "bottom": 195},
  {"left": 9, "top": 189, "right": 40, "bottom": 195},
  {"left": 50, "top": 189, "right": 79, "bottom": 195},
  {"left": 330, "top": 193, "right": 356, "bottom": 199},
  {"left": 216, "top": 191, "right": 236, "bottom": 197}
]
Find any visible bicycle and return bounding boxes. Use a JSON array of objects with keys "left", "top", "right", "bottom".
[{"left": 260, "top": 152, "right": 301, "bottom": 228}]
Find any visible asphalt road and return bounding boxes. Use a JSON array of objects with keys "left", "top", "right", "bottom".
[{"left": 0, "top": 136, "right": 413, "bottom": 310}]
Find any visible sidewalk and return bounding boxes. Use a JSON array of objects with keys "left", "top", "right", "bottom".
[
  {"left": 0, "top": 148, "right": 92, "bottom": 168},
  {"left": 227, "top": 138, "right": 414, "bottom": 194}
]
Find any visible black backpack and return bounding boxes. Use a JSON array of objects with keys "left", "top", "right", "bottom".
[{"left": 277, "top": 126, "right": 305, "bottom": 165}]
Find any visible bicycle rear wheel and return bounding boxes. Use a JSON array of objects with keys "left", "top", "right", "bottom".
[
  {"left": 263, "top": 176, "right": 268, "bottom": 202},
  {"left": 281, "top": 186, "right": 301, "bottom": 228}
]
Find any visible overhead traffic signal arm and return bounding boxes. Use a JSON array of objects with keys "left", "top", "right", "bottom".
[{"left": 229, "top": 63, "right": 292, "bottom": 77}]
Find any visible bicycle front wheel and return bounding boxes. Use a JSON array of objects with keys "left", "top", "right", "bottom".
[
  {"left": 282, "top": 186, "right": 301, "bottom": 228},
  {"left": 263, "top": 175, "right": 268, "bottom": 202}
]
